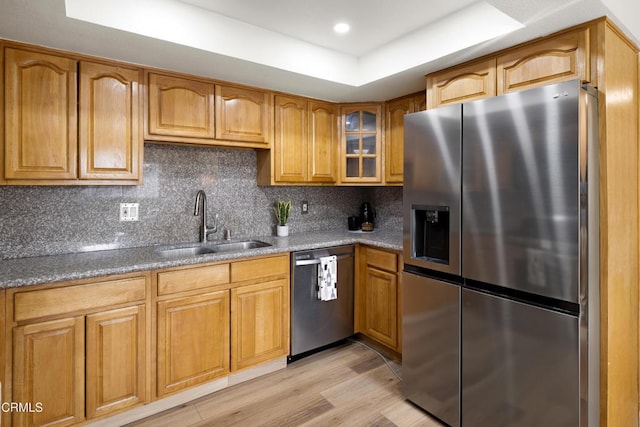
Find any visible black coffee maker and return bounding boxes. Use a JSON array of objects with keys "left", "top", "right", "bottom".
[{"left": 360, "top": 202, "right": 375, "bottom": 231}]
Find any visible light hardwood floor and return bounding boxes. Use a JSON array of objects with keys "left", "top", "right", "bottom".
[{"left": 128, "top": 341, "right": 444, "bottom": 426}]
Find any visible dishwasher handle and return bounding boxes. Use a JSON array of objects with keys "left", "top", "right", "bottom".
[{"left": 294, "top": 253, "right": 352, "bottom": 266}]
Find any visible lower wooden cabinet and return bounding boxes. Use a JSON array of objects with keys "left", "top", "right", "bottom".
[
  {"left": 357, "top": 246, "right": 403, "bottom": 353},
  {"left": 3, "top": 255, "right": 290, "bottom": 426},
  {"left": 153, "top": 254, "right": 290, "bottom": 398},
  {"left": 364, "top": 266, "right": 398, "bottom": 349},
  {"left": 5, "top": 272, "right": 150, "bottom": 427},
  {"left": 86, "top": 305, "right": 146, "bottom": 418},
  {"left": 231, "top": 279, "right": 289, "bottom": 371},
  {"left": 156, "top": 291, "right": 230, "bottom": 396},
  {"left": 12, "top": 317, "right": 85, "bottom": 427}
]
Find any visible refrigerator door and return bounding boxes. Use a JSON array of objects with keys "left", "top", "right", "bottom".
[
  {"left": 462, "top": 80, "right": 581, "bottom": 303},
  {"left": 404, "top": 106, "right": 462, "bottom": 275},
  {"left": 462, "top": 288, "right": 579, "bottom": 427},
  {"left": 403, "top": 272, "right": 460, "bottom": 427}
]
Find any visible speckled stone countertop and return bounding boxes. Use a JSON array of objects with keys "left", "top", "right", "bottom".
[{"left": 0, "top": 229, "right": 402, "bottom": 289}]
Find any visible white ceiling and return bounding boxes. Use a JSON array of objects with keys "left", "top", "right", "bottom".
[
  {"left": 178, "top": 0, "right": 481, "bottom": 56},
  {"left": 0, "top": 0, "right": 638, "bottom": 102}
]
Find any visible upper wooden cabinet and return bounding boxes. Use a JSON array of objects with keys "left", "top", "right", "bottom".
[
  {"left": 308, "top": 100, "right": 338, "bottom": 183},
  {"left": 426, "top": 26, "right": 595, "bottom": 108},
  {"left": 215, "top": 84, "right": 272, "bottom": 146},
  {"left": 3, "top": 46, "right": 143, "bottom": 185},
  {"left": 146, "top": 72, "right": 215, "bottom": 141},
  {"left": 4, "top": 48, "right": 78, "bottom": 181},
  {"left": 426, "top": 58, "right": 497, "bottom": 109},
  {"left": 272, "top": 95, "right": 308, "bottom": 183},
  {"left": 145, "top": 72, "right": 273, "bottom": 149},
  {"left": 340, "top": 105, "right": 383, "bottom": 184},
  {"left": 384, "top": 92, "right": 425, "bottom": 184},
  {"left": 79, "top": 62, "right": 141, "bottom": 180},
  {"left": 257, "top": 95, "right": 337, "bottom": 185},
  {"left": 497, "top": 27, "right": 593, "bottom": 94}
]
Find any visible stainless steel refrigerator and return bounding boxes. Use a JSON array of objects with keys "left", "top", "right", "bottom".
[{"left": 402, "top": 80, "right": 600, "bottom": 427}]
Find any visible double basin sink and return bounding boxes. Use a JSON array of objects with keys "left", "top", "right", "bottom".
[{"left": 155, "top": 240, "right": 271, "bottom": 258}]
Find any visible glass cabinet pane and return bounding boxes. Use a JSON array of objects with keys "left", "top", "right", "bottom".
[
  {"left": 362, "top": 111, "right": 376, "bottom": 131},
  {"left": 363, "top": 158, "right": 377, "bottom": 177},
  {"left": 362, "top": 135, "right": 376, "bottom": 154},
  {"left": 345, "top": 112, "right": 360, "bottom": 131},
  {"left": 346, "top": 158, "right": 359, "bottom": 177},
  {"left": 346, "top": 134, "right": 360, "bottom": 154}
]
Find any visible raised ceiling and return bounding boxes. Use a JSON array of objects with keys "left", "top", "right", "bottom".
[{"left": 0, "top": 0, "right": 638, "bottom": 102}]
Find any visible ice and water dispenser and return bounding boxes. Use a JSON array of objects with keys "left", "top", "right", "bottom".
[{"left": 411, "top": 205, "right": 450, "bottom": 265}]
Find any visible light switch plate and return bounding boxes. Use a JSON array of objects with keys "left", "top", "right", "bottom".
[
  {"left": 301, "top": 200, "right": 309, "bottom": 214},
  {"left": 120, "top": 203, "right": 139, "bottom": 221}
]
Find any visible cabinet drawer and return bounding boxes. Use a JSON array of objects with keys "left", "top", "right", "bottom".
[
  {"left": 14, "top": 276, "right": 147, "bottom": 322},
  {"left": 157, "top": 263, "right": 230, "bottom": 295},
  {"left": 366, "top": 248, "right": 397, "bottom": 272},
  {"left": 230, "top": 255, "right": 289, "bottom": 283}
]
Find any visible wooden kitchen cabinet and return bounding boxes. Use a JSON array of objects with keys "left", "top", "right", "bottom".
[
  {"left": 384, "top": 92, "right": 425, "bottom": 184},
  {"left": 426, "top": 58, "right": 497, "bottom": 109},
  {"left": 3, "top": 46, "right": 143, "bottom": 185},
  {"left": 272, "top": 95, "right": 308, "bottom": 182},
  {"left": 215, "top": 84, "right": 272, "bottom": 145},
  {"left": 496, "top": 27, "right": 593, "bottom": 94},
  {"left": 308, "top": 100, "right": 337, "bottom": 183},
  {"left": 257, "top": 96, "right": 337, "bottom": 184},
  {"left": 426, "top": 27, "right": 595, "bottom": 108},
  {"left": 146, "top": 72, "right": 215, "bottom": 141},
  {"left": 6, "top": 272, "right": 149, "bottom": 426},
  {"left": 85, "top": 305, "right": 146, "bottom": 419},
  {"left": 231, "top": 279, "right": 290, "bottom": 371},
  {"left": 79, "top": 61, "right": 141, "bottom": 181},
  {"left": 153, "top": 253, "right": 290, "bottom": 398},
  {"left": 156, "top": 291, "right": 230, "bottom": 396},
  {"left": 357, "top": 246, "right": 402, "bottom": 353},
  {"left": 340, "top": 104, "right": 383, "bottom": 183},
  {"left": 13, "top": 317, "right": 85, "bottom": 427},
  {"left": 4, "top": 47, "right": 78, "bottom": 181}
]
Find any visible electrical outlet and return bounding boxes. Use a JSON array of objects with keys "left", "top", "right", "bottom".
[
  {"left": 301, "top": 200, "right": 309, "bottom": 214},
  {"left": 120, "top": 203, "right": 139, "bottom": 221}
]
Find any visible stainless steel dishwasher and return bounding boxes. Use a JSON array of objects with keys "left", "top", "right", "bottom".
[{"left": 290, "top": 245, "right": 354, "bottom": 358}]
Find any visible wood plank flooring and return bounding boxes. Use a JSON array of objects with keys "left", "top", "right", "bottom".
[{"left": 127, "top": 341, "right": 444, "bottom": 426}]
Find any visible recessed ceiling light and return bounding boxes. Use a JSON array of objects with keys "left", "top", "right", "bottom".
[{"left": 333, "top": 22, "right": 350, "bottom": 34}]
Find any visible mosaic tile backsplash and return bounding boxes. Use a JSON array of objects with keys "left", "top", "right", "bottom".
[{"left": 0, "top": 144, "right": 403, "bottom": 259}]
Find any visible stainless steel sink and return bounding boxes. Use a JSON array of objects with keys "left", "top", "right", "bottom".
[
  {"left": 209, "top": 240, "right": 271, "bottom": 252},
  {"left": 155, "top": 240, "right": 271, "bottom": 257},
  {"left": 155, "top": 245, "right": 218, "bottom": 257}
]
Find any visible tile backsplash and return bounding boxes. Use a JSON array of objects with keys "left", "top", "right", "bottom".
[{"left": 0, "top": 143, "right": 402, "bottom": 259}]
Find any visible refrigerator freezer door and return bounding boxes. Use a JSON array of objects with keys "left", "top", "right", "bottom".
[
  {"left": 404, "top": 105, "right": 462, "bottom": 275},
  {"left": 462, "top": 80, "right": 581, "bottom": 303},
  {"left": 403, "top": 272, "right": 460, "bottom": 427},
  {"left": 462, "top": 288, "right": 579, "bottom": 427}
]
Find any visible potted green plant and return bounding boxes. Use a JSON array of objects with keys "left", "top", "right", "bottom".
[{"left": 273, "top": 200, "right": 291, "bottom": 237}]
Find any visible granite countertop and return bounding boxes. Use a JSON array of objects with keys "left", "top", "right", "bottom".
[{"left": 0, "top": 228, "right": 403, "bottom": 289}]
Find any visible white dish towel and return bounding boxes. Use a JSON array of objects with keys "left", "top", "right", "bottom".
[{"left": 317, "top": 255, "right": 338, "bottom": 301}]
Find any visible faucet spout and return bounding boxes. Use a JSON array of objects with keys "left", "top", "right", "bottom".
[{"left": 194, "top": 190, "right": 218, "bottom": 242}]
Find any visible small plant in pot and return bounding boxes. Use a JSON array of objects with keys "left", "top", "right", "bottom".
[{"left": 273, "top": 200, "right": 291, "bottom": 237}]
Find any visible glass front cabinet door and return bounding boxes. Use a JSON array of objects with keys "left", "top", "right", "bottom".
[{"left": 341, "top": 105, "right": 382, "bottom": 183}]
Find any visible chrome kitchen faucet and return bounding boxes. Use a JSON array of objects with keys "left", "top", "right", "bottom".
[{"left": 194, "top": 190, "right": 219, "bottom": 242}]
